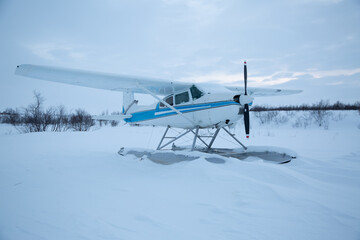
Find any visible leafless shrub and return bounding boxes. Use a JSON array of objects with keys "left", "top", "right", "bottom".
[
  {"left": 110, "top": 111, "right": 122, "bottom": 127},
  {"left": 274, "top": 115, "right": 289, "bottom": 125},
  {"left": 311, "top": 111, "right": 331, "bottom": 129},
  {"left": 285, "top": 111, "right": 296, "bottom": 118},
  {"left": 110, "top": 121, "right": 118, "bottom": 127},
  {"left": 254, "top": 111, "right": 279, "bottom": 124},
  {"left": 331, "top": 112, "right": 346, "bottom": 122},
  {"left": 70, "top": 109, "right": 94, "bottom": 131},
  {"left": 98, "top": 110, "right": 110, "bottom": 127},
  {"left": 1, "top": 92, "right": 112, "bottom": 132},
  {"left": 355, "top": 101, "right": 360, "bottom": 115},
  {"left": 22, "top": 93, "right": 94, "bottom": 132},
  {"left": 22, "top": 92, "right": 55, "bottom": 132},
  {"left": 1, "top": 108, "right": 22, "bottom": 125},
  {"left": 51, "top": 105, "right": 69, "bottom": 132},
  {"left": 253, "top": 111, "right": 263, "bottom": 123},
  {"left": 292, "top": 112, "right": 312, "bottom": 128},
  {"left": 251, "top": 100, "right": 360, "bottom": 111},
  {"left": 310, "top": 100, "right": 332, "bottom": 129},
  {"left": 95, "top": 110, "right": 121, "bottom": 127}
]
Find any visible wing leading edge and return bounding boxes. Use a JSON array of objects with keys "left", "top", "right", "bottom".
[{"left": 15, "top": 64, "right": 191, "bottom": 96}]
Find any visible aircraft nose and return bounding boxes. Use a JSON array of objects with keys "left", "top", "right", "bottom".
[{"left": 233, "top": 94, "right": 253, "bottom": 105}]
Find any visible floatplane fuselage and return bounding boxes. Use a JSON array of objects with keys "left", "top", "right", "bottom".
[{"left": 124, "top": 84, "right": 252, "bottom": 129}]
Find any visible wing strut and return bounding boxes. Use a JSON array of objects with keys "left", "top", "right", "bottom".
[{"left": 137, "top": 84, "right": 197, "bottom": 126}]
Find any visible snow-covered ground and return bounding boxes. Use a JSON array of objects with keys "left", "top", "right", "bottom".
[{"left": 0, "top": 111, "right": 360, "bottom": 240}]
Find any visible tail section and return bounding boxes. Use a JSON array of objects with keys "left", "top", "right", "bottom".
[{"left": 122, "top": 91, "right": 137, "bottom": 114}]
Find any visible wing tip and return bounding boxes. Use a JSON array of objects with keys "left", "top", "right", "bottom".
[
  {"left": 14, "top": 64, "right": 30, "bottom": 75},
  {"left": 14, "top": 64, "right": 24, "bottom": 75}
]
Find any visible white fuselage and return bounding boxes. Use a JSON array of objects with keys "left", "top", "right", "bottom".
[{"left": 125, "top": 85, "right": 249, "bottom": 129}]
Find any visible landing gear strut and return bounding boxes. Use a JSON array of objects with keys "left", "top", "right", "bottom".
[{"left": 157, "top": 126, "right": 247, "bottom": 151}]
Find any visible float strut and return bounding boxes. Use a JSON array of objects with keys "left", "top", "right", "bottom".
[
  {"left": 191, "top": 126, "right": 200, "bottom": 151},
  {"left": 157, "top": 126, "right": 170, "bottom": 150},
  {"left": 207, "top": 127, "right": 221, "bottom": 149},
  {"left": 222, "top": 127, "right": 247, "bottom": 150},
  {"left": 157, "top": 127, "right": 191, "bottom": 150}
]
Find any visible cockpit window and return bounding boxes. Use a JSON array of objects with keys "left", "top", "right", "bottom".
[
  {"left": 175, "top": 91, "right": 189, "bottom": 105},
  {"left": 160, "top": 95, "right": 174, "bottom": 107},
  {"left": 190, "top": 85, "right": 204, "bottom": 100}
]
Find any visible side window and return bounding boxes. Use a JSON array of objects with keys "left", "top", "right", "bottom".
[
  {"left": 160, "top": 95, "right": 173, "bottom": 107},
  {"left": 190, "top": 85, "right": 204, "bottom": 100},
  {"left": 175, "top": 91, "right": 189, "bottom": 105}
]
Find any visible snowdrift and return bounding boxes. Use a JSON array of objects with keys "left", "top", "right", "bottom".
[{"left": 0, "top": 111, "right": 359, "bottom": 240}]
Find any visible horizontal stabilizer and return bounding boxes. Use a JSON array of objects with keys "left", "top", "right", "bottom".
[{"left": 92, "top": 114, "right": 132, "bottom": 121}]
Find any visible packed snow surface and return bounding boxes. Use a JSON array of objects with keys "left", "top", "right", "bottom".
[{"left": 0, "top": 111, "right": 360, "bottom": 240}]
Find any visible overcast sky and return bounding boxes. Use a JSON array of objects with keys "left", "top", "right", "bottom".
[{"left": 1, "top": 0, "right": 359, "bottom": 113}]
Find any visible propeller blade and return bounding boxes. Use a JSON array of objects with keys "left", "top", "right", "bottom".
[
  {"left": 244, "top": 61, "right": 249, "bottom": 138},
  {"left": 244, "top": 61, "right": 247, "bottom": 95},
  {"left": 244, "top": 104, "right": 250, "bottom": 138}
]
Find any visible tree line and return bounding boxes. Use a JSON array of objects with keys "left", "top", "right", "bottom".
[
  {"left": 0, "top": 92, "right": 94, "bottom": 132},
  {"left": 251, "top": 100, "right": 360, "bottom": 112}
]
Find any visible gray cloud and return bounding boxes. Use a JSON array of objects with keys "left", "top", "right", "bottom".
[{"left": 0, "top": 0, "right": 359, "bottom": 112}]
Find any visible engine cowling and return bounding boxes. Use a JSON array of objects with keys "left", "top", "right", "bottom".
[{"left": 233, "top": 94, "right": 253, "bottom": 105}]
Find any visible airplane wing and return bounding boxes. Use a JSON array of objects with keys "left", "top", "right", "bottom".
[
  {"left": 15, "top": 64, "right": 191, "bottom": 95},
  {"left": 225, "top": 86, "right": 302, "bottom": 97},
  {"left": 15, "top": 64, "right": 301, "bottom": 97}
]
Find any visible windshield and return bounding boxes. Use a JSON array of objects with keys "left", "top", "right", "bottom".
[
  {"left": 190, "top": 85, "right": 204, "bottom": 100},
  {"left": 175, "top": 91, "right": 189, "bottom": 105},
  {"left": 159, "top": 95, "right": 174, "bottom": 107}
]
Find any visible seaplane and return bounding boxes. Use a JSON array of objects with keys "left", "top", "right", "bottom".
[{"left": 15, "top": 62, "right": 301, "bottom": 151}]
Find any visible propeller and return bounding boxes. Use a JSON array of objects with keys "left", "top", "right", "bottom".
[{"left": 243, "top": 61, "right": 250, "bottom": 138}]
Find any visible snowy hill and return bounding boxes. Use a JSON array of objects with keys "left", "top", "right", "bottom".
[{"left": 0, "top": 111, "right": 360, "bottom": 240}]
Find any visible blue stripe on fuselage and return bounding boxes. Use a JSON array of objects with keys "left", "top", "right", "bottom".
[{"left": 124, "top": 100, "right": 239, "bottom": 123}]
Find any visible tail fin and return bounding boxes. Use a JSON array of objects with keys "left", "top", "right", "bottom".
[{"left": 122, "top": 91, "right": 137, "bottom": 114}]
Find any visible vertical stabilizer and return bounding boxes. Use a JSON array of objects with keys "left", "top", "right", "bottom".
[{"left": 122, "top": 91, "right": 135, "bottom": 114}]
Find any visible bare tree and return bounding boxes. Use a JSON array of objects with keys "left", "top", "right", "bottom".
[{"left": 23, "top": 91, "right": 48, "bottom": 132}]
